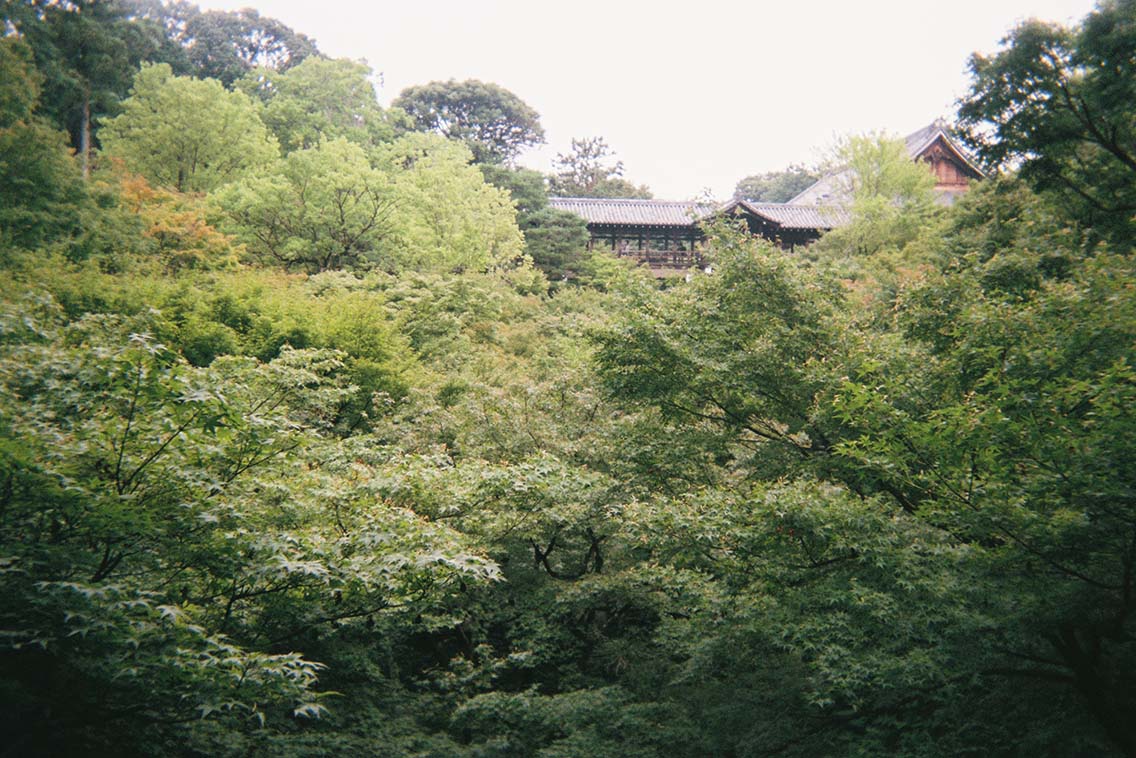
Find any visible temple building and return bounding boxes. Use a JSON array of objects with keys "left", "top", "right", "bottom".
[
  {"left": 788, "top": 119, "right": 985, "bottom": 207},
  {"left": 549, "top": 121, "right": 983, "bottom": 276},
  {"left": 546, "top": 197, "right": 847, "bottom": 275}
]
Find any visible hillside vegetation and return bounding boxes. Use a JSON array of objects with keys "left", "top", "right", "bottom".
[{"left": 1, "top": 1, "right": 1134, "bottom": 755}]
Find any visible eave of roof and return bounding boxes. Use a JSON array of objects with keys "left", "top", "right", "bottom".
[
  {"left": 548, "top": 197, "right": 713, "bottom": 227},
  {"left": 549, "top": 197, "right": 847, "bottom": 233},
  {"left": 905, "top": 123, "right": 985, "bottom": 179},
  {"left": 736, "top": 200, "right": 850, "bottom": 229}
]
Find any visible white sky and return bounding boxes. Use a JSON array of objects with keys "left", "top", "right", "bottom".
[{"left": 198, "top": 0, "right": 1097, "bottom": 200}]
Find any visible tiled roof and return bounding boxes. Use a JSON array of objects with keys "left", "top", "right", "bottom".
[
  {"left": 548, "top": 197, "right": 713, "bottom": 226},
  {"left": 785, "top": 172, "right": 850, "bottom": 207},
  {"left": 904, "top": 119, "right": 984, "bottom": 177},
  {"left": 904, "top": 120, "right": 948, "bottom": 158},
  {"left": 736, "top": 201, "right": 849, "bottom": 230},
  {"left": 549, "top": 197, "right": 845, "bottom": 231}
]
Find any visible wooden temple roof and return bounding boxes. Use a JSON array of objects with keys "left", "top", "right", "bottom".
[
  {"left": 725, "top": 200, "right": 849, "bottom": 230},
  {"left": 548, "top": 197, "right": 846, "bottom": 233},
  {"left": 903, "top": 120, "right": 984, "bottom": 178},
  {"left": 547, "top": 197, "right": 713, "bottom": 227}
]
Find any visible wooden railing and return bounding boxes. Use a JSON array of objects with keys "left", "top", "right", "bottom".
[{"left": 617, "top": 249, "right": 704, "bottom": 270}]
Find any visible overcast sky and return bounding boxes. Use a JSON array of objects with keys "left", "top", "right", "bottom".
[{"left": 198, "top": 0, "right": 1098, "bottom": 200}]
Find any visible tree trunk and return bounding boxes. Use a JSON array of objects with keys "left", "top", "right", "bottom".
[{"left": 1052, "top": 626, "right": 1136, "bottom": 757}]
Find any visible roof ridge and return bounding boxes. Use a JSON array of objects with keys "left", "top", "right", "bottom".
[
  {"left": 903, "top": 122, "right": 985, "bottom": 177},
  {"left": 744, "top": 201, "right": 802, "bottom": 208},
  {"left": 548, "top": 196, "right": 704, "bottom": 205}
]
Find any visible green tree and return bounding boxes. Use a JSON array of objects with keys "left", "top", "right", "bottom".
[
  {"left": 520, "top": 208, "right": 591, "bottom": 281},
  {"left": 835, "top": 132, "right": 938, "bottom": 203},
  {"left": 0, "top": 37, "right": 88, "bottom": 250},
  {"left": 188, "top": 8, "right": 318, "bottom": 85},
  {"left": 958, "top": 0, "right": 1136, "bottom": 247},
  {"left": 0, "top": 296, "right": 497, "bottom": 754},
  {"left": 3, "top": 0, "right": 175, "bottom": 177},
  {"left": 476, "top": 164, "right": 594, "bottom": 280},
  {"left": 215, "top": 137, "right": 395, "bottom": 272},
  {"left": 733, "top": 164, "right": 817, "bottom": 203},
  {"left": 373, "top": 133, "right": 526, "bottom": 272},
  {"left": 944, "top": 172, "right": 1085, "bottom": 277},
  {"left": 393, "top": 78, "right": 544, "bottom": 164},
  {"left": 478, "top": 163, "right": 549, "bottom": 215},
  {"left": 0, "top": 37, "right": 41, "bottom": 126},
  {"left": 100, "top": 63, "right": 278, "bottom": 193},
  {"left": 810, "top": 133, "right": 944, "bottom": 294},
  {"left": 549, "top": 136, "right": 652, "bottom": 198},
  {"left": 593, "top": 233, "right": 848, "bottom": 486},
  {"left": 122, "top": 2, "right": 319, "bottom": 87},
  {"left": 238, "top": 57, "right": 401, "bottom": 153},
  {"left": 592, "top": 220, "right": 1136, "bottom": 754},
  {"left": 830, "top": 248, "right": 1136, "bottom": 754}
]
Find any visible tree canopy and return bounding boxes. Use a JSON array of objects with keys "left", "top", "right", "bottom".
[
  {"left": 2, "top": 0, "right": 176, "bottom": 175},
  {"left": 812, "top": 133, "right": 943, "bottom": 266},
  {"left": 372, "top": 133, "right": 526, "bottom": 272},
  {"left": 392, "top": 78, "right": 544, "bottom": 165},
  {"left": 0, "top": 300, "right": 495, "bottom": 754},
  {"left": 958, "top": 0, "right": 1136, "bottom": 248},
  {"left": 121, "top": 1, "right": 320, "bottom": 87},
  {"left": 101, "top": 63, "right": 278, "bottom": 193},
  {"left": 216, "top": 137, "right": 395, "bottom": 272},
  {"left": 733, "top": 165, "right": 818, "bottom": 203},
  {"left": 549, "top": 136, "right": 652, "bottom": 198},
  {"left": 238, "top": 57, "right": 400, "bottom": 153},
  {"left": 0, "top": 37, "right": 88, "bottom": 248}
]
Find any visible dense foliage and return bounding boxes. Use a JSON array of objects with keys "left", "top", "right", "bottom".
[
  {"left": 958, "top": 0, "right": 1136, "bottom": 246},
  {"left": 393, "top": 79, "right": 545, "bottom": 166},
  {"left": 1, "top": 1, "right": 1134, "bottom": 756},
  {"left": 101, "top": 62, "right": 278, "bottom": 193},
  {"left": 236, "top": 57, "right": 402, "bottom": 153},
  {"left": 0, "top": 37, "right": 88, "bottom": 248},
  {"left": 733, "top": 164, "right": 818, "bottom": 203}
]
